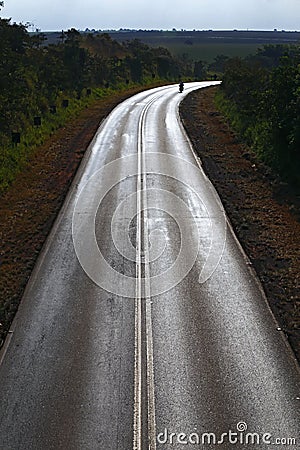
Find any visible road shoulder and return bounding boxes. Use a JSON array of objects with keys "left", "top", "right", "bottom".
[{"left": 180, "top": 86, "right": 300, "bottom": 363}]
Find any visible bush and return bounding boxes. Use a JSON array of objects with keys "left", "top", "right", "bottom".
[{"left": 217, "top": 45, "right": 300, "bottom": 187}]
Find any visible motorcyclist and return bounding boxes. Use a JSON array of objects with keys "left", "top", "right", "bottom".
[{"left": 179, "top": 81, "right": 184, "bottom": 93}]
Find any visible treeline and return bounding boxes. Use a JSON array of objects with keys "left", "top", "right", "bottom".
[
  {"left": 217, "top": 45, "right": 300, "bottom": 187},
  {"left": 0, "top": 16, "right": 193, "bottom": 190}
]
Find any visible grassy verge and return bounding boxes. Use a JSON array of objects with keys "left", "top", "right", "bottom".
[{"left": 0, "top": 80, "right": 168, "bottom": 194}]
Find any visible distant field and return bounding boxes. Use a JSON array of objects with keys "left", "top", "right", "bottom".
[
  {"left": 154, "top": 42, "right": 262, "bottom": 62},
  {"left": 109, "top": 30, "right": 300, "bottom": 62},
  {"left": 42, "top": 30, "right": 300, "bottom": 62}
]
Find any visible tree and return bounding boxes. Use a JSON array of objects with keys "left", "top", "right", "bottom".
[
  {"left": 194, "top": 60, "right": 207, "bottom": 79},
  {"left": 209, "top": 54, "right": 229, "bottom": 73},
  {"left": 220, "top": 44, "right": 300, "bottom": 185}
]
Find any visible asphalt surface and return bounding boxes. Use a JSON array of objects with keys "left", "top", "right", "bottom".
[{"left": 0, "top": 82, "right": 299, "bottom": 450}]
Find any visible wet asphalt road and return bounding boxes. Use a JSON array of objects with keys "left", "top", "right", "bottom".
[{"left": 0, "top": 82, "right": 299, "bottom": 450}]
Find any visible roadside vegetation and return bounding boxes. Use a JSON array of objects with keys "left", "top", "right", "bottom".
[
  {"left": 0, "top": 16, "right": 193, "bottom": 193},
  {"left": 216, "top": 44, "right": 300, "bottom": 188}
]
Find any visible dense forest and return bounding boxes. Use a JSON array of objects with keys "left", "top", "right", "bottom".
[
  {"left": 0, "top": 12, "right": 193, "bottom": 191},
  {"left": 217, "top": 44, "right": 300, "bottom": 187}
]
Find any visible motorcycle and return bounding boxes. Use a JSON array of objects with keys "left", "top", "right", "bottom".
[{"left": 179, "top": 82, "right": 184, "bottom": 93}]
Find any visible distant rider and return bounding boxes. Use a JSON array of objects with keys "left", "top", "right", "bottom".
[{"left": 179, "top": 81, "right": 184, "bottom": 93}]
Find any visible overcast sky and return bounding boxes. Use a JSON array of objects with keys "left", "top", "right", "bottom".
[{"left": 2, "top": 0, "right": 300, "bottom": 31}]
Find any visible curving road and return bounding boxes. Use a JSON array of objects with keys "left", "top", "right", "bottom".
[{"left": 0, "top": 82, "right": 299, "bottom": 450}]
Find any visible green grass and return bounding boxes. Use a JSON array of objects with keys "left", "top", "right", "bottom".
[
  {"left": 0, "top": 91, "right": 101, "bottom": 193},
  {"left": 0, "top": 80, "right": 168, "bottom": 193},
  {"left": 155, "top": 42, "right": 262, "bottom": 62}
]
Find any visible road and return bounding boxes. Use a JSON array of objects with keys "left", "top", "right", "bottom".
[{"left": 0, "top": 82, "right": 299, "bottom": 450}]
